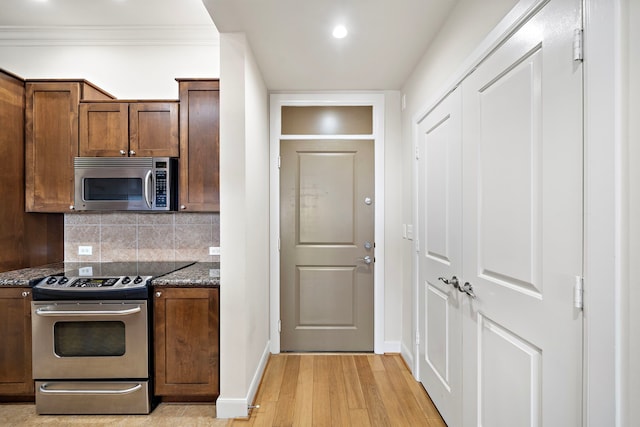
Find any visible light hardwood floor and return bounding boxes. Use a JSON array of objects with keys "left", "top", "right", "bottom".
[
  {"left": 0, "top": 354, "right": 446, "bottom": 426},
  {"left": 229, "top": 353, "right": 446, "bottom": 427}
]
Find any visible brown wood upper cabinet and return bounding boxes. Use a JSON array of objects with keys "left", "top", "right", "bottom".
[
  {"left": 79, "top": 100, "right": 179, "bottom": 157},
  {"left": 25, "top": 80, "right": 113, "bottom": 212},
  {"left": 177, "top": 79, "right": 220, "bottom": 212}
]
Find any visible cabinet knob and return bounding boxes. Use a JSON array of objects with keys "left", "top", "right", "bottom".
[
  {"left": 22, "top": 291, "right": 30, "bottom": 298},
  {"left": 129, "top": 150, "right": 136, "bottom": 156},
  {"left": 69, "top": 205, "right": 75, "bottom": 210},
  {"left": 180, "top": 205, "right": 186, "bottom": 210},
  {"left": 120, "top": 150, "right": 126, "bottom": 155},
  {"left": 155, "top": 291, "right": 162, "bottom": 298}
]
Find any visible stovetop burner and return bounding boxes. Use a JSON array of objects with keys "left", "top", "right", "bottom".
[{"left": 32, "top": 261, "right": 195, "bottom": 301}]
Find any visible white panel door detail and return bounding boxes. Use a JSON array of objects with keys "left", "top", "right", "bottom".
[
  {"left": 417, "top": 87, "right": 462, "bottom": 427},
  {"left": 461, "top": 1, "right": 583, "bottom": 426}
]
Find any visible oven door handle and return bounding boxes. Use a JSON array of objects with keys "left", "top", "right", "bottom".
[
  {"left": 35, "top": 305, "right": 142, "bottom": 317},
  {"left": 39, "top": 383, "right": 142, "bottom": 395}
]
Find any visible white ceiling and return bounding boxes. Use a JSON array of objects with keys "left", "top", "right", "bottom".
[
  {"left": 203, "top": 0, "right": 457, "bottom": 90},
  {"left": 0, "top": 0, "right": 457, "bottom": 91},
  {"left": 0, "top": 0, "right": 214, "bottom": 26}
]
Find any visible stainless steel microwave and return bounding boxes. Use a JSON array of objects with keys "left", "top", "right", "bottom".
[{"left": 74, "top": 157, "right": 177, "bottom": 211}]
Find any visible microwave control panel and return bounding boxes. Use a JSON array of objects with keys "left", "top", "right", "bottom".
[{"left": 155, "top": 169, "right": 168, "bottom": 207}]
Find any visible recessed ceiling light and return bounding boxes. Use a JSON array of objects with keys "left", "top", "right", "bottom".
[{"left": 332, "top": 25, "right": 348, "bottom": 39}]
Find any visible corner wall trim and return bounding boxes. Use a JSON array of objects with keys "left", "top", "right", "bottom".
[{"left": 216, "top": 341, "right": 271, "bottom": 419}]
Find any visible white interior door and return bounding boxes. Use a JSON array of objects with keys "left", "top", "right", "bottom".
[
  {"left": 417, "top": 88, "right": 463, "bottom": 427},
  {"left": 461, "top": 0, "right": 583, "bottom": 425}
]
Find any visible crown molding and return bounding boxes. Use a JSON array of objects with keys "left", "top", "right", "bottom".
[{"left": 0, "top": 25, "right": 219, "bottom": 46}]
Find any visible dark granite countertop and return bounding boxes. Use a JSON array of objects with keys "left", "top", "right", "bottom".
[
  {"left": 151, "top": 262, "right": 220, "bottom": 288},
  {"left": 0, "top": 262, "right": 219, "bottom": 288},
  {"left": 0, "top": 263, "right": 65, "bottom": 287}
]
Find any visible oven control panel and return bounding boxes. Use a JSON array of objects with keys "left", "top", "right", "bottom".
[
  {"left": 33, "top": 275, "right": 152, "bottom": 300},
  {"left": 40, "top": 275, "right": 149, "bottom": 288}
]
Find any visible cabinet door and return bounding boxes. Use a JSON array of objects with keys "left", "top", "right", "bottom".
[
  {"left": 0, "top": 288, "right": 33, "bottom": 397},
  {"left": 25, "top": 82, "right": 80, "bottom": 212},
  {"left": 177, "top": 80, "right": 220, "bottom": 211},
  {"left": 79, "top": 102, "right": 129, "bottom": 157},
  {"left": 129, "top": 102, "right": 179, "bottom": 157},
  {"left": 154, "top": 287, "right": 219, "bottom": 399}
]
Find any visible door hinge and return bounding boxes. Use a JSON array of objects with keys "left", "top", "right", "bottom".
[
  {"left": 277, "top": 237, "right": 281, "bottom": 251},
  {"left": 277, "top": 155, "right": 281, "bottom": 169},
  {"left": 415, "top": 330, "right": 420, "bottom": 346},
  {"left": 415, "top": 145, "right": 420, "bottom": 160},
  {"left": 278, "top": 319, "right": 282, "bottom": 333},
  {"left": 573, "top": 28, "right": 583, "bottom": 62},
  {"left": 415, "top": 239, "right": 420, "bottom": 253},
  {"left": 574, "top": 276, "right": 584, "bottom": 310}
]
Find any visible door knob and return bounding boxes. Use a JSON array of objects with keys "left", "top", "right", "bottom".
[
  {"left": 438, "top": 276, "right": 460, "bottom": 290},
  {"left": 364, "top": 241, "right": 373, "bottom": 250},
  {"left": 460, "top": 282, "right": 476, "bottom": 298},
  {"left": 357, "top": 255, "right": 372, "bottom": 265}
]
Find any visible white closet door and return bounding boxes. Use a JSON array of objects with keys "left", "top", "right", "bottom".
[
  {"left": 417, "top": 88, "right": 463, "bottom": 427},
  {"left": 461, "top": 0, "right": 583, "bottom": 426}
]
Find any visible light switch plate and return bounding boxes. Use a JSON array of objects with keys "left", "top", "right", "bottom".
[
  {"left": 209, "top": 246, "right": 220, "bottom": 256},
  {"left": 78, "top": 245, "right": 92, "bottom": 256}
]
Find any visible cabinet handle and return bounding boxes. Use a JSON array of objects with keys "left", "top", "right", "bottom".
[
  {"left": 120, "top": 150, "right": 126, "bottom": 155},
  {"left": 155, "top": 291, "right": 162, "bottom": 298},
  {"left": 22, "top": 291, "right": 30, "bottom": 298},
  {"left": 129, "top": 150, "right": 136, "bottom": 156}
]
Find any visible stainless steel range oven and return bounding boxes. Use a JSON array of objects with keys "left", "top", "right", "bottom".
[{"left": 31, "top": 262, "right": 193, "bottom": 415}]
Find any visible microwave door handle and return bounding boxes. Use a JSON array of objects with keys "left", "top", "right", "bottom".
[{"left": 144, "top": 170, "right": 153, "bottom": 209}]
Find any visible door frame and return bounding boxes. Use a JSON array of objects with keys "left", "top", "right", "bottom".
[
  {"left": 269, "top": 93, "right": 386, "bottom": 354},
  {"left": 410, "top": 0, "right": 622, "bottom": 424}
]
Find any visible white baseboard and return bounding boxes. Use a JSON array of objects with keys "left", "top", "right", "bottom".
[
  {"left": 401, "top": 341, "right": 417, "bottom": 380},
  {"left": 216, "top": 341, "right": 271, "bottom": 419}
]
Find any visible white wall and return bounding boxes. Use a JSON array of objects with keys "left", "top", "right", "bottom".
[
  {"left": 383, "top": 91, "right": 404, "bottom": 351},
  {"left": 623, "top": 0, "right": 639, "bottom": 424},
  {"left": 399, "top": 0, "right": 519, "bottom": 360},
  {"left": 217, "top": 32, "right": 270, "bottom": 419},
  {"left": 0, "top": 28, "right": 218, "bottom": 98}
]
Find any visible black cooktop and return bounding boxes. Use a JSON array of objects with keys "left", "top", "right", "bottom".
[
  {"left": 32, "top": 261, "right": 195, "bottom": 301},
  {"left": 58, "top": 261, "right": 195, "bottom": 278}
]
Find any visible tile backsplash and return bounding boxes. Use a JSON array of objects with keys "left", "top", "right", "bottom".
[{"left": 64, "top": 212, "right": 220, "bottom": 263}]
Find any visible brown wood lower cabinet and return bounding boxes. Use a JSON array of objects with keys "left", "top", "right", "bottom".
[
  {"left": 153, "top": 287, "right": 219, "bottom": 401},
  {"left": 0, "top": 288, "right": 33, "bottom": 400}
]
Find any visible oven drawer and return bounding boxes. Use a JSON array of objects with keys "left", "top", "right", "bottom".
[{"left": 35, "top": 380, "right": 151, "bottom": 414}]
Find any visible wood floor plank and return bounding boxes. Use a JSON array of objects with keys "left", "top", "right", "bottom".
[
  {"left": 312, "top": 355, "right": 332, "bottom": 427},
  {"left": 354, "top": 355, "right": 392, "bottom": 427},
  {"left": 258, "top": 354, "right": 287, "bottom": 403},
  {"left": 367, "top": 354, "right": 386, "bottom": 372},
  {"left": 392, "top": 354, "right": 445, "bottom": 421},
  {"left": 341, "top": 355, "right": 367, "bottom": 409},
  {"left": 372, "top": 365, "right": 412, "bottom": 425},
  {"left": 381, "top": 354, "right": 436, "bottom": 426},
  {"left": 272, "top": 355, "right": 301, "bottom": 426},
  {"left": 349, "top": 408, "right": 373, "bottom": 427},
  {"left": 233, "top": 354, "right": 446, "bottom": 427},
  {"left": 328, "top": 355, "right": 351, "bottom": 426},
  {"left": 292, "top": 355, "right": 314, "bottom": 427},
  {"left": 251, "top": 401, "right": 277, "bottom": 427}
]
